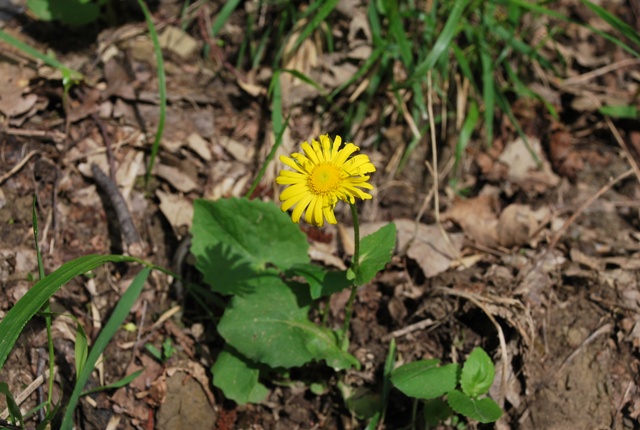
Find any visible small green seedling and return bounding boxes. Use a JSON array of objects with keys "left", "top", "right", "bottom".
[
  {"left": 145, "top": 338, "right": 177, "bottom": 364},
  {"left": 391, "top": 347, "right": 502, "bottom": 426}
]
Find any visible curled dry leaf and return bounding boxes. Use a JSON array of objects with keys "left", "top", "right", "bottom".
[
  {"left": 498, "top": 136, "right": 560, "bottom": 193},
  {"left": 158, "top": 26, "right": 199, "bottom": 59},
  {"left": 156, "top": 190, "right": 194, "bottom": 231},
  {"left": 444, "top": 197, "right": 545, "bottom": 249},
  {"left": 443, "top": 195, "right": 500, "bottom": 248},
  {"left": 497, "top": 204, "right": 542, "bottom": 248},
  {"left": 341, "top": 219, "right": 464, "bottom": 278},
  {"left": 154, "top": 164, "right": 198, "bottom": 193}
]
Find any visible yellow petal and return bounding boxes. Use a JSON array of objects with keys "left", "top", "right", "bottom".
[
  {"left": 319, "top": 134, "right": 332, "bottom": 161},
  {"left": 280, "top": 155, "right": 305, "bottom": 174},
  {"left": 291, "top": 194, "right": 314, "bottom": 223},
  {"left": 334, "top": 143, "right": 360, "bottom": 166},
  {"left": 280, "top": 183, "right": 308, "bottom": 201}
]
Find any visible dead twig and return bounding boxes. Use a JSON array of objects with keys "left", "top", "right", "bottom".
[
  {"left": 0, "top": 150, "right": 39, "bottom": 185},
  {"left": 563, "top": 58, "right": 640, "bottom": 86},
  {"left": 382, "top": 318, "right": 436, "bottom": 341},
  {"left": 91, "top": 113, "right": 117, "bottom": 180},
  {"left": 0, "top": 366, "right": 58, "bottom": 420},
  {"left": 434, "top": 286, "right": 509, "bottom": 407},
  {"left": 546, "top": 168, "right": 634, "bottom": 252},
  {"left": 554, "top": 323, "right": 612, "bottom": 377},
  {"left": 91, "top": 164, "right": 144, "bottom": 256},
  {"left": 2, "top": 128, "right": 66, "bottom": 143},
  {"left": 427, "top": 72, "right": 458, "bottom": 260}
]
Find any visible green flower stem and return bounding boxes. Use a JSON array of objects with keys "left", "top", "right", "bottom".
[
  {"left": 32, "top": 196, "right": 54, "bottom": 414},
  {"left": 341, "top": 203, "right": 360, "bottom": 349}
]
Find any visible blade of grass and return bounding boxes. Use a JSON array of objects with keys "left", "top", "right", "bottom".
[
  {"left": 60, "top": 268, "right": 151, "bottom": 430},
  {"left": 245, "top": 115, "right": 291, "bottom": 199},
  {"left": 456, "top": 100, "right": 479, "bottom": 170},
  {"left": 0, "top": 254, "right": 145, "bottom": 371},
  {"left": 81, "top": 369, "right": 144, "bottom": 396},
  {"left": 210, "top": 0, "right": 242, "bottom": 38},
  {"left": 74, "top": 321, "right": 89, "bottom": 380},
  {"left": 286, "top": 0, "right": 339, "bottom": 59},
  {"left": 268, "top": 70, "right": 284, "bottom": 144},
  {"left": 0, "top": 382, "right": 23, "bottom": 428},
  {"left": 504, "top": 62, "right": 558, "bottom": 119},
  {"left": 136, "top": 0, "right": 167, "bottom": 186},
  {"left": 409, "top": 0, "right": 471, "bottom": 83},
  {"left": 0, "top": 29, "right": 83, "bottom": 83},
  {"left": 32, "top": 197, "right": 54, "bottom": 416},
  {"left": 281, "top": 69, "right": 327, "bottom": 96},
  {"left": 479, "top": 37, "right": 495, "bottom": 147},
  {"left": 329, "top": 46, "right": 384, "bottom": 100},
  {"left": 388, "top": 0, "right": 413, "bottom": 68},
  {"left": 580, "top": 0, "right": 640, "bottom": 48},
  {"left": 503, "top": 0, "right": 640, "bottom": 58},
  {"left": 495, "top": 89, "right": 541, "bottom": 166}
]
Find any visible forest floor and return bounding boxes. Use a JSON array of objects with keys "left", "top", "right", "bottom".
[{"left": 1, "top": 0, "right": 640, "bottom": 429}]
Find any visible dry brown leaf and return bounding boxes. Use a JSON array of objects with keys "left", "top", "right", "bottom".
[
  {"left": 498, "top": 136, "right": 560, "bottom": 192},
  {"left": 158, "top": 26, "right": 198, "bottom": 58},
  {"left": 156, "top": 190, "right": 193, "bottom": 231},
  {"left": 218, "top": 135, "right": 255, "bottom": 162},
  {"left": 186, "top": 133, "right": 212, "bottom": 161},
  {"left": 0, "top": 62, "right": 38, "bottom": 118},
  {"left": 570, "top": 247, "right": 604, "bottom": 271},
  {"left": 154, "top": 164, "right": 198, "bottom": 193},
  {"left": 497, "top": 204, "right": 542, "bottom": 248},
  {"left": 342, "top": 219, "right": 463, "bottom": 278},
  {"left": 395, "top": 219, "right": 464, "bottom": 278},
  {"left": 443, "top": 195, "right": 500, "bottom": 247}
]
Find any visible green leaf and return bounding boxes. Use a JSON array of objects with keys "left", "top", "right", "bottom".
[
  {"left": 390, "top": 359, "right": 459, "bottom": 400},
  {"left": 0, "top": 382, "right": 24, "bottom": 426},
  {"left": 447, "top": 390, "right": 502, "bottom": 423},
  {"left": 285, "top": 264, "right": 350, "bottom": 299},
  {"left": 61, "top": 268, "right": 150, "bottom": 430},
  {"left": 287, "top": 0, "right": 339, "bottom": 58},
  {"left": 580, "top": 0, "right": 640, "bottom": 49},
  {"left": 145, "top": 344, "right": 163, "bottom": 362},
  {"left": 460, "top": 347, "right": 495, "bottom": 398},
  {"left": 409, "top": 0, "right": 471, "bottom": 82},
  {"left": 26, "top": 0, "right": 100, "bottom": 25},
  {"left": 456, "top": 100, "right": 479, "bottom": 170},
  {"left": 191, "top": 198, "right": 309, "bottom": 295},
  {"left": 82, "top": 369, "right": 144, "bottom": 396},
  {"left": 137, "top": 0, "right": 167, "bottom": 186},
  {"left": 209, "top": 0, "right": 242, "bottom": 38},
  {"left": 0, "top": 29, "right": 83, "bottom": 83},
  {"left": 599, "top": 105, "right": 638, "bottom": 119},
  {"left": 356, "top": 223, "right": 396, "bottom": 286},
  {"left": 212, "top": 346, "right": 268, "bottom": 405},
  {"left": 423, "top": 398, "right": 453, "bottom": 426},
  {"left": 0, "top": 254, "right": 142, "bottom": 372},
  {"left": 74, "top": 321, "right": 89, "bottom": 379},
  {"left": 217, "top": 276, "right": 358, "bottom": 370}
]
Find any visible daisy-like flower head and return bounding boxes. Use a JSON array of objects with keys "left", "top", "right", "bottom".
[{"left": 276, "top": 134, "right": 376, "bottom": 227}]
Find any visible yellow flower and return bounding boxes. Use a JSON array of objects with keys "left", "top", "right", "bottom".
[{"left": 276, "top": 134, "right": 376, "bottom": 227}]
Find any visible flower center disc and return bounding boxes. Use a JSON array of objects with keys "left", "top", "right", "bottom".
[{"left": 309, "top": 163, "right": 341, "bottom": 194}]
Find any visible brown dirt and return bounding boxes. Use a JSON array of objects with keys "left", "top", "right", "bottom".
[{"left": 1, "top": 1, "right": 640, "bottom": 429}]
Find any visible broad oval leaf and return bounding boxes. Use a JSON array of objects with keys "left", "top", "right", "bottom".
[
  {"left": 191, "top": 198, "right": 309, "bottom": 294},
  {"left": 447, "top": 389, "right": 502, "bottom": 423},
  {"left": 356, "top": 223, "right": 396, "bottom": 286},
  {"left": 212, "top": 346, "right": 268, "bottom": 405},
  {"left": 390, "top": 359, "right": 459, "bottom": 400},
  {"left": 217, "top": 276, "right": 358, "bottom": 370},
  {"left": 460, "top": 347, "right": 495, "bottom": 397}
]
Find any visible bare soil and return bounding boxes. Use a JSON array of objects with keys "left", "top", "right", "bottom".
[{"left": 1, "top": 1, "right": 640, "bottom": 429}]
